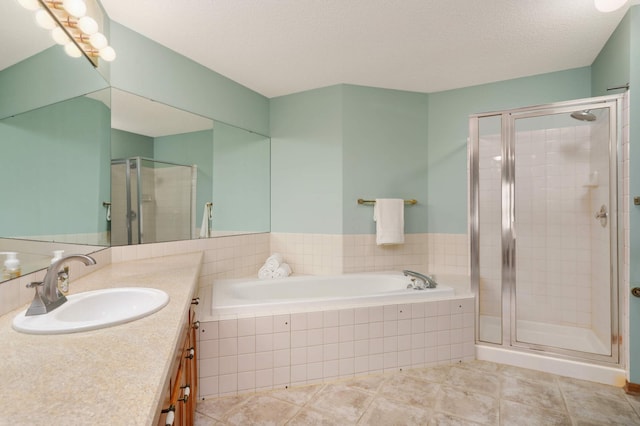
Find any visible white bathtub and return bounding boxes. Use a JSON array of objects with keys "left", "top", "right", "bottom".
[{"left": 211, "top": 272, "right": 456, "bottom": 318}]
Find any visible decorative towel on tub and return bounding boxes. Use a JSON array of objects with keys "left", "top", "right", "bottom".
[{"left": 373, "top": 198, "right": 405, "bottom": 245}]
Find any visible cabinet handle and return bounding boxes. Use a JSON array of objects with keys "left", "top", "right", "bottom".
[
  {"left": 185, "top": 347, "right": 195, "bottom": 359},
  {"left": 161, "top": 405, "right": 175, "bottom": 426},
  {"left": 191, "top": 297, "right": 200, "bottom": 305},
  {"left": 179, "top": 385, "right": 191, "bottom": 403},
  {"left": 192, "top": 320, "right": 200, "bottom": 329}
]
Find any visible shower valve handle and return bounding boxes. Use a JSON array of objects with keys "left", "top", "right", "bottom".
[{"left": 632, "top": 288, "right": 640, "bottom": 298}]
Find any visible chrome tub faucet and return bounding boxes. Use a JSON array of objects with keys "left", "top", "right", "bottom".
[
  {"left": 25, "top": 254, "right": 96, "bottom": 316},
  {"left": 403, "top": 270, "right": 438, "bottom": 290}
]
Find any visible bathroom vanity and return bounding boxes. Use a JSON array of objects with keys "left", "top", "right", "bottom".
[{"left": 0, "top": 252, "right": 202, "bottom": 425}]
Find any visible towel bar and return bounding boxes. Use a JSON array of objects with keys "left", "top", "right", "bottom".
[{"left": 357, "top": 198, "right": 417, "bottom": 205}]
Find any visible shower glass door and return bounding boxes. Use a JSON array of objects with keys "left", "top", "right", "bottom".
[
  {"left": 471, "top": 95, "right": 621, "bottom": 363},
  {"left": 511, "top": 106, "right": 615, "bottom": 357}
]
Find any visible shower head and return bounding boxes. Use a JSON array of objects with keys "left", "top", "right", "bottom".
[{"left": 570, "top": 110, "right": 596, "bottom": 122}]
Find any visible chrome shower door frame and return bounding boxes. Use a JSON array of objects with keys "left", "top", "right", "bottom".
[{"left": 470, "top": 94, "right": 623, "bottom": 365}]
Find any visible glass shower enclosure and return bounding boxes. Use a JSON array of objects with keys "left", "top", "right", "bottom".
[
  {"left": 469, "top": 94, "right": 623, "bottom": 364},
  {"left": 111, "top": 157, "right": 196, "bottom": 245}
]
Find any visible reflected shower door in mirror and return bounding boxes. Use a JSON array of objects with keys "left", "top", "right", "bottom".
[
  {"left": 109, "top": 89, "right": 271, "bottom": 245},
  {"left": 111, "top": 158, "right": 196, "bottom": 245}
]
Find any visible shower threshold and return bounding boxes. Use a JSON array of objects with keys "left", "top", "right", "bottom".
[{"left": 479, "top": 315, "right": 610, "bottom": 356}]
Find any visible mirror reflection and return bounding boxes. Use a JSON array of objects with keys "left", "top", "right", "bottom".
[{"left": 109, "top": 89, "right": 271, "bottom": 245}]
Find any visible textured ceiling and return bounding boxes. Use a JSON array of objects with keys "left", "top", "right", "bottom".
[
  {"left": 98, "top": 0, "right": 634, "bottom": 98},
  {"left": 2, "top": 1, "right": 635, "bottom": 98}
]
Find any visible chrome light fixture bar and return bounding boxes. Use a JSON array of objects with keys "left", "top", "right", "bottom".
[{"left": 17, "top": 0, "right": 115, "bottom": 67}]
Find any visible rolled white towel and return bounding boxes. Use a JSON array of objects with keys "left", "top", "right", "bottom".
[
  {"left": 273, "top": 263, "right": 292, "bottom": 279},
  {"left": 258, "top": 265, "right": 274, "bottom": 280},
  {"left": 264, "top": 253, "right": 284, "bottom": 271}
]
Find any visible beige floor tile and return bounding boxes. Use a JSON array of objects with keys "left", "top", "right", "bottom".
[
  {"left": 195, "top": 412, "right": 223, "bottom": 426},
  {"left": 197, "top": 394, "right": 253, "bottom": 421},
  {"left": 625, "top": 392, "right": 640, "bottom": 417},
  {"left": 562, "top": 392, "right": 640, "bottom": 425},
  {"left": 498, "top": 364, "right": 557, "bottom": 385},
  {"left": 455, "top": 360, "right": 501, "bottom": 375},
  {"left": 342, "top": 373, "right": 391, "bottom": 394},
  {"left": 500, "top": 399, "right": 571, "bottom": 426},
  {"left": 412, "top": 365, "right": 453, "bottom": 383},
  {"left": 434, "top": 385, "right": 499, "bottom": 425},
  {"left": 223, "top": 394, "right": 301, "bottom": 426},
  {"left": 427, "top": 412, "right": 485, "bottom": 426},
  {"left": 286, "top": 407, "right": 347, "bottom": 426},
  {"left": 308, "top": 382, "right": 375, "bottom": 423},
  {"left": 357, "top": 395, "right": 432, "bottom": 425},
  {"left": 378, "top": 373, "right": 440, "bottom": 407},
  {"left": 269, "top": 383, "right": 325, "bottom": 406},
  {"left": 500, "top": 375, "right": 565, "bottom": 412},
  {"left": 445, "top": 366, "right": 500, "bottom": 397}
]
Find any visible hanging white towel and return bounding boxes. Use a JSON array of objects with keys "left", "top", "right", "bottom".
[
  {"left": 373, "top": 198, "right": 405, "bottom": 245},
  {"left": 199, "top": 203, "right": 213, "bottom": 238}
]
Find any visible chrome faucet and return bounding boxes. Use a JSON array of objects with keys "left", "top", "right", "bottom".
[
  {"left": 25, "top": 254, "right": 96, "bottom": 316},
  {"left": 403, "top": 270, "right": 438, "bottom": 290}
]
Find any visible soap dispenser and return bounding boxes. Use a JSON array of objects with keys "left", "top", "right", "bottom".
[
  {"left": 51, "top": 250, "right": 70, "bottom": 295},
  {"left": 2, "top": 252, "right": 21, "bottom": 280}
]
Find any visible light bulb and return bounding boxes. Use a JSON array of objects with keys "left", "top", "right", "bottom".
[
  {"left": 89, "top": 32, "right": 108, "bottom": 49},
  {"left": 17, "top": 0, "right": 40, "bottom": 11},
  {"left": 64, "top": 42, "right": 82, "bottom": 58},
  {"left": 99, "top": 46, "right": 116, "bottom": 62},
  {"left": 594, "top": 0, "right": 627, "bottom": 12},
  {"left": 62, "top": 0, "right": 86, "bottom": 18},
  {"left": 51, "top": 27, "right": 70, "bottom": 45},
  {"left": 78, "top": 16, "right": 98, "bottom": 34},
  {"left": 35, "top": 9, "right": 57, "bottom": 30}
]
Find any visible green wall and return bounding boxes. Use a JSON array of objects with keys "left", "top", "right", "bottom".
[
  {"left": 270, "top": 70, "right": 591, "bottom": 235},
  {"left": 154, "top": 130, "right": 214, "bottom": 225},
  {"left": 426, "top": 67, "right": 592, "bottom": 233},
  {"left": 0, "top": 96, "right": 110, "bottom": 236},
  {"left": 109, "top": 22, "right": 270, "bottom": 136},
  {"left": 111, "top": 128, "right": 154, "bottom": 159},
  {"left": 0, "top": 46, "right": 109, "bottom": 120},
  {"left": 270, "top": 85, "right": 344, "bottom": 233},
  {"left": 342, "top": 85, "right": 429, "bottom": 234},
  {"left": 212, "top": 122, "right": 271, "bottom": 232}
]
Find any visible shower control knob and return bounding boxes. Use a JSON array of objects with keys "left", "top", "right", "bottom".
[{"left": 632, "top": 287, "right": 640, "bottom": 298}]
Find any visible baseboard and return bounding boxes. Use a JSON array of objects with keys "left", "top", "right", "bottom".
[{"left": 624, "top": 380, "right": 640, "bottom": 395}]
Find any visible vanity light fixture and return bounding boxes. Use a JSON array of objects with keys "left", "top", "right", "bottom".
[
  {"left": 594, "top": 0, "right": 628, "bottom": 12},
  {"left": 17, "top": 0, "right": 116, "bottom": 67}
]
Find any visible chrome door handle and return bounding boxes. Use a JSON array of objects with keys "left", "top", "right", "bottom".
[{"left": 595, "top": 205, "right": 608, "bottom": 227}]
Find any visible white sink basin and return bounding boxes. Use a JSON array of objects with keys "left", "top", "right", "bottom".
[{"left": 12, "top": 287, "right": 169, "bottom": 335}]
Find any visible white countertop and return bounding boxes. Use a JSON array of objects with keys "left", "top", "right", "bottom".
[{"left": 0, "top": 252, "right": 202, "bottom": 425}]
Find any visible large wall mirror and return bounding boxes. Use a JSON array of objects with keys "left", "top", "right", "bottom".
[
  {"left": 109, "top": 88, "right": 270, "bottom": 246},
  {"left": 0, "top": 0, "right": 270, "bottom": 282}
]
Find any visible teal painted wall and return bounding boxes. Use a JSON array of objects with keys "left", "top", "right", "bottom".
[
  {"left": 0, "top": 46, "right": 109, "bottom": 120},
  {"left": 109, "top": 22, "right": 270, "bottom": 136},
  {"left": 591, "top": 13, "right": 630, "bottom": 96},
  {"left": 0, "top": 96, "right": 110, "bottom": 236},
  {"left": 627, "top": 6, "right": 640, "bottom": 385},
  {"left": 427, "top": 67, "right": 592, "bottom": 233},
  {"left": 212, "top": 122, "right": 271, "bottom": 233},
  {"left": 154, "top": 130, "right": 214, "bottom": 225},
  {"left": 111, "top": 128, "right": 154, "bottom": 159},
  {"left": 342, "top": 85, "right": 429, "bottom": 234},
  {"left": 270, "top": 86, "right": 344, "bottom": 233}
]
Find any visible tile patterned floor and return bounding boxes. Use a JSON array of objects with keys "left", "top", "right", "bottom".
[{"left": 195, "top": 360, "right": 640, "bottom": 425}]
